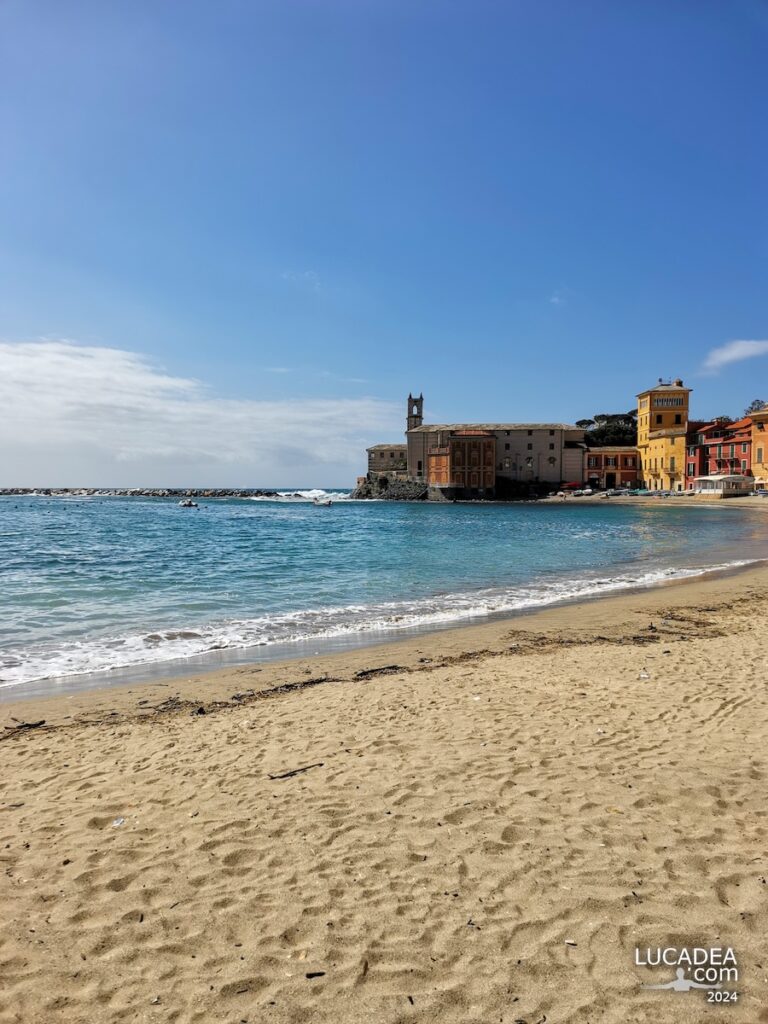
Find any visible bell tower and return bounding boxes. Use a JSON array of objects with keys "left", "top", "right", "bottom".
[{"left": 407, "top": 392, "right": 424, "bottom": 431}]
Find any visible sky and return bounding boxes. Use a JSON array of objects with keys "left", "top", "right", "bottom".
[{"left": 1, "top": 0, "right": 767, "bottom": 486}]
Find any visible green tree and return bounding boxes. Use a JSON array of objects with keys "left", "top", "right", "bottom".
[
  {"left": 579, "top": 410, "right": 637, "bottom": 447},
  {"left": 745, "top": 398, "right": 766, "bottom": 416}
]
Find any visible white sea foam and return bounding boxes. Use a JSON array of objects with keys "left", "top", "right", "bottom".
[
  {"left": 248, "top": 489, "right": 358, "bottom": 502},
  {"left": 0, "top": 559, "right": 757, "bottom": 690}
]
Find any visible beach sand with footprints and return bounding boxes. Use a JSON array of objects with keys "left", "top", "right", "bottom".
[{"left": 2, "top": 566, "right": 768, "bottom": 1023}]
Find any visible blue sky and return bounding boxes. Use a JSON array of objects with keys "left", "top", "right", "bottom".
[{"left": 1, "top": 1, "right": 767, "bottom": 485}]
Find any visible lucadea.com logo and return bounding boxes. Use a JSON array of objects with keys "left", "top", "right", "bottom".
[{"left": 636, "top": 946, "right": 739, "bottom": 1004}]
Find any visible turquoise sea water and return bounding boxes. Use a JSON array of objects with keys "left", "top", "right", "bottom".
[{"left": 1, "top": 491, "right": 767, "bottom": 697}]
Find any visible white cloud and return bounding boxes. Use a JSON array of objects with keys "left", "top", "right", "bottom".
[
  {"left": 0, "top": 341, "right": 401, "bottom": 487},
  {"left": 549, "top": 292, "right": 563, "bottom": 306},
  {"left": 702, "top": 339, "right": 768, "bottom": 374}
]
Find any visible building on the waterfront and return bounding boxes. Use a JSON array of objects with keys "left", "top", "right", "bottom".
[
  {"left": 406, "top": 418, "right": 585, "bottom": 497},
  {"left": 357, "top": 394, "right": 587, "bottom": 498},
  {"left": 691, "top": 474, "right": 755, "bottom": 497},
  {"left": 750, "top": 405, "right": 768, "bottom": 488},
  {"left": 424, "top": 430, "right": 497, "bottom": 492},
  {"left": 366, "top": 443, "right": 408, "bottom": 479},
  {"left": 636, "top": 378, "right": 691, "bottom": 491},
  {"left": 583, "top": 446, "right": 639, "bottom": 490},
  {"left": 684, "top": 418, "right": 752, "bottom": 490}
]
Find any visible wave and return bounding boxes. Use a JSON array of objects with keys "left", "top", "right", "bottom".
[
  {"left": 247, "top": 489, "right": 357, "bottom": 502},
  {"left": 0, "top": 558, "right": 757, "bottom": 690}
]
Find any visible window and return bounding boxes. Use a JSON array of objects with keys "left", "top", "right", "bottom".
[
  {"left": 417, "top": 460, "right": 422, "bottom": 474},
  {"left": 527, "top": 443, "right": 533, "bottom": 450},
  {"left": 549, "top": 429, "right": 555, "bottom": 436},
  {"left": 504, "top": 442, "right": 510, "bottom": 450},
  {"left": 656, "top": 414, "right": 663, "bottom": 424},
  {"left": 505, "top": 430, "right": 510, "bottom": 436},
  {"left": 730, "top": 444, "right": 735, "bottom": 458},
  {"left": 606, "top": 457, "right": 617, "bottom": 467},
  {"left": 389, "top": 452, "right": 395, "bottom": 458},
  {"left": 670, "top": 456, "right": 675, "bottom": 471},
  {"left": 742, "top": 460, "right": 748, "bottom": 472},
  {"left": 625, "top": 456, "right": 635, "bottom": 467},
  {"left": 675, "top": 414, "right": 682, "bottom": 424},
  {"left": 527, "top": 430, "right": 533, "bottom": 436},
  {"left": 587, "top": 456, "right": 598, "bottom": 468},
  {"left": 549, "top": 443, "right": 555, "bottom": 450},
  {"left": 758, "top": 447, "right": 764, "bottom": 463},
  {"left": 688, "top": 463, "right": 695, "bottom": 476},
  {"left": 742, "top": 443, "right": 748, "bottom": 453}
]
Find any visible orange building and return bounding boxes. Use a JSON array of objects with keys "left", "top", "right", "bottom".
[
  {"left": 427, "top": 430, "right": 496, "bottom": 495},
  {"left": 584, "top": 447, "right": 639, "bottom": 489}
]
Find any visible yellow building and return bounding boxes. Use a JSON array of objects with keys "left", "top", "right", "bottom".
[
  {"left": 751, "top": 404, "right": 768, "bottom": 488},
  {"left": 636, "top": 378, "right": 691, "bottom": 491}
]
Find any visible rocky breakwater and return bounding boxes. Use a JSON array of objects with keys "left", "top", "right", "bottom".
[
  {"left": 0, "top": 488, "right": 298, "bottom": 499},
  {"left": 351, "top": 477, "right": 428, "bottom": 501}
]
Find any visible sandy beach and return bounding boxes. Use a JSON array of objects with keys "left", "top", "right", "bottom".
[{"left": 2, "top": 565, "right": 768, "bottom": 1023}]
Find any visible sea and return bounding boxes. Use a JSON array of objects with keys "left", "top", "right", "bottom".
[{"left": 2, "top": 490, "right": 767, "bottom": 699}]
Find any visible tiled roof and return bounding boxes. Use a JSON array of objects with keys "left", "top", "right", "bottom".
[
  {"left": 366, "top": 443, "right": 407, "bottom": 451},
  {"left": 407, "top": 423, "right": 581, "bottom": 433},
  {"left": 637, "top": 381, "right": 690, "bottom": 396}
]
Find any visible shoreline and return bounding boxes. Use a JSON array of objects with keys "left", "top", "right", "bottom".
[
  {"left": 4, "top": 559, "right": 766, "bottom": 724},
  {"left": 2, "top": 553, "right": 765, "bottom": 707}
]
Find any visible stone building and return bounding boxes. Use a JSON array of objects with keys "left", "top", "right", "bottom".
[
  {"left": 403, "top": 394, "right": 585, "bottom": 496},
  {"left": 366, "top": 443, "right": 408, "bottom": 478}
]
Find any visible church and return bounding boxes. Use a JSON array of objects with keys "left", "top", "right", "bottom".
[{"left": 367, "top": 394, "right": 586, "bottom": 499}]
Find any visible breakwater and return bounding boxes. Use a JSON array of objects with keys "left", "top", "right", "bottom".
[{"left": 0, "top": 488, "right": 318, "bottom": 499}]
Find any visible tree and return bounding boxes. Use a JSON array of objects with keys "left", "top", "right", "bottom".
[
  {"left": 745, "top": 398, "right": 767, "bottom": 416},
  {"left": 579, "top": 410, "right": 638, "bottom": 447}
]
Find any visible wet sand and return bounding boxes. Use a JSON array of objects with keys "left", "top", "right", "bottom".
[{"left": 2, "top": 565, "right": 767, "bottom": 1023}]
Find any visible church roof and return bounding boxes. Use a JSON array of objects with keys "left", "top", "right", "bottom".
[{"left": 407, "top": 422, "right": 581, "bottom": 433}]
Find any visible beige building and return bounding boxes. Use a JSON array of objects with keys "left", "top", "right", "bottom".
[
  {"left": 404, "top": 393, "right": 584, "bottom": 491},
  {"left": 637, "top": 378, "right": 691, "bottom": 491}
]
